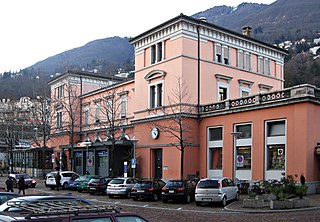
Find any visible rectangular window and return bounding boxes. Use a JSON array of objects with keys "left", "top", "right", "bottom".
[
  {"left": 267, "top": 121, "right": 285, "bottom": 137},
  {"left": 267, "top": 144, "right": 285, "bottom": 170},
  {"left": 57, "top": 85, "right": 63, "bottom": 99},
  {"left": 209, "top": 148, "right": 222, "bottom": 169},
  {"left": 120, "top": 95, "right": 127, "bottom": 118},
  {"left": 209, "top": 127, "right": 222, "bottom": 141},
  {"left": 151, "top": 45, "right": 156, "bottom": 64},
  {"left": 245, "top": 52, "right": 251, "bottom": 71},
  {"left": 240, "top": 88, "right": 250, "bottom": 97},
  {"left": 215, "top": 44, "right": 222, "bottom": 63},
  {"left": 56, "top": 111, "right": 62, "bottom": 128},
  {"left": 223, "top": 46, "right": 229, "bottom": 65},
  {"left": 264, "top": 59, "right": 270, "bottom": 75},
  {"left": 149, "top": 82, "right": 163, "bottom": 108},
  {"left": 236, "top": 124, "right": 252, "bottom": 139},
  {"left": 94, "top": 103, "right": 100, "bottom": 123},
  {"left": 84, "top": 106, "right": 89, "bottom": 125},
  {"left": 238, "top": 50, "right": 244, "bottom": 69},
  {"left": 219, "top": 86, "right": 228, "bottom": 101},
  {"left": 157, "top": 42, "right": 163, "bottom": 62},
  {"left": 236, "top": 146, "right": 251, "bottom": 169},
  {"left": 258, "top": 57, "right": 264, "bottom": 74}
]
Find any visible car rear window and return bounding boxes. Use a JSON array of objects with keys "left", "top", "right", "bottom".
[
  {"left": 198, "top": 180, "right": 219, "bottom": 188},
  {"left": 90, "top": 178, "right": 101, "bottom": 183},
  {"left": 166, "top": 181, "right": 183, "bottom": 187},
  {"left": 135, "top": 181, "right": 151, "bottom": 188},
  {"left": 110, "top": 179, "right": 125, "bottom": 184}
]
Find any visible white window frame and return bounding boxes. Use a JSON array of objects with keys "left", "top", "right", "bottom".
[
  {"left": 150, "top": 42, "right": 164, "bottom": 64},
  {"left": 240, "top": 87, "right": 251, "bottom": 97},
  {"left": 83, "top": 106, "right": 90, "bottom": 125},
  {"left": 94, "top": 103, "right": 101, "bottom": 123},
  {"left": 119, "top": 94, "right": 128, "bottom": 118},
  {"left": 265, "top": 119, "right": 287, "bottom": 180},
  {"left": 217, "top": 82, "right": 229, "bottom": 101},
  {"left": 57, "top": 85, "right": 63, "bottom": 99},
  {"left": 207, "top": 126, "right": 223, "bottom": 177},
  {"left": 148, "top": 81, "right": 164, "bottom": 109}
]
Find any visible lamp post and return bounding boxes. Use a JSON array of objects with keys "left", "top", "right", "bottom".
[
  {"left": 131, "top": 137, "right": 138, "bottom": 178},
  {"left": 231, "top": 132, "right": 242, "bottom": 181}
]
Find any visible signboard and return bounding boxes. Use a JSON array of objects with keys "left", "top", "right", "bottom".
[
  {"left": 77, "top": 142, "right": 92, "bottom": 147},
  {"left": 51, "top": 154, "right": 55, "bottom": 163},
  {"left": 131, "top": 158, "right": 136, "bottom": 169},
  {"left": 236, "top": 155, "right": 244, "bottom": 168},
  {"left": 124, "top": 161, "right": 128, "bottom": 177}
]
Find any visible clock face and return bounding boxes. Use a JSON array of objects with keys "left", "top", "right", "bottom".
[{"left": 151, "top": 127, "right": 159, "bottom": 139}]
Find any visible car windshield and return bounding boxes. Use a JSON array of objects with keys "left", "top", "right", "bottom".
[
  {"left": 166, "top": 181, "right": 183, "bottom": 187},
  {"left": 109, "top": 179, "right": 125, "bottom": 184},
  {"left": 16, "top": 174, "right": 30, "bottom": 179},
  {"left": 198, "top": 180, "right": 219, "bottom": 188},
  {"left": 135, "top": 181, "right": 151, "bottom": 188}
]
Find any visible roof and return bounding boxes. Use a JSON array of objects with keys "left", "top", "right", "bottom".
[
  {"left": 48, "top": 69, "right": 127, "bottom": 85},
  {"left": 129, "top": 13, "right": 287, "bottom": 54}
]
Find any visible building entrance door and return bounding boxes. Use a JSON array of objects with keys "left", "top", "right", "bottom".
[{"left": 154, "top": 149, "right": 162, "bottom": 179}]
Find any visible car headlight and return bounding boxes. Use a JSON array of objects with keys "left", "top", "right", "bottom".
[{"left": 32, "top": 180, "right": 36, "bottom": 183}]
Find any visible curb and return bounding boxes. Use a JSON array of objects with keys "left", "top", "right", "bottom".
[{"left": 224, "top": 200, "right": 320, "bottom": 213}]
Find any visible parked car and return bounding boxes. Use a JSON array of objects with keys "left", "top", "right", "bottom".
[
  {"left": 195, "top": 177, "right": 240, "bottom": 207},
  {"left": 161, "top": 179, "right": 196, "bottom": 203},
  {"left": 76, "top": 175, "right": 100, "bottom": 192},
  {"left": 66, "top": 173, "right": 80, "bottom": 190},
  {"left": 44, "top": 172, "right": 55, "bottom": 187},
  {"left": 0, "top": 192, "right": 20, "bottom": 205},
  {"left": 107, "top": 177, "right": 138, "bottom": 198},
  {"left": 88, "top": 177, "right": 113, "bottom": 194},
  {"left": 131, "top": 179, "right": 166, "bottom": 201},
  {"left": 45, "top": 171, "right": 79, "bottom": 190},
  {"left": 0, "top": 195, "right": 92, "bottom": 212},
  {"left": 8, "top": 173, "right": 36, "bottom": 188},
  {"left": 0, "top": 199, "right": 148, "bottom": 221}
]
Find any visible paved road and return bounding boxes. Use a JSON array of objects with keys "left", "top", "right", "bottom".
[{"left": 2, "top": 177, "right": 320, "bottom": 222}]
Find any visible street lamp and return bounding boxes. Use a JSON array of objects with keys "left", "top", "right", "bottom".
[{"left": 231, "top": 132, "right": 242, "bottom": 181}]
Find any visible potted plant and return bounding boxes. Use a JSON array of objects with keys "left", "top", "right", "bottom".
[{"left": 269, "top": 185, "right": 293, "bottom": 209}]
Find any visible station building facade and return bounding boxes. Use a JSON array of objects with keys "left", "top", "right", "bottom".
[{"left": 48, "top": 14, "right": 320, "bottom": 192}]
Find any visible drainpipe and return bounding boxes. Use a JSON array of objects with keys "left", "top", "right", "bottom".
[
  {"left": 197, "top": 24, "right": 201, "bottom": 122},
  {"left": 79, "top": 76, "right": 83, "bottom": 141}
]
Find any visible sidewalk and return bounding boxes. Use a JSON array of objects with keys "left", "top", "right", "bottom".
[{"left": 225, "top": 194, "right": 320, "bottom": 213}]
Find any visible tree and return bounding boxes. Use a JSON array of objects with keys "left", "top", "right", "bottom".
[
  {"left": 94, "top": 87, "right": 129, "bottom": 177},
  {"left": 153, "top": 77, "right": 197, "bottom": 179},
  {"left": 50, "top": 75, "right": 81, "bottom": 171}
]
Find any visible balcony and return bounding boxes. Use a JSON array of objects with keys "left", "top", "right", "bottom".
[{"left": 200, "top": 84, "right": 318, "bottom": 115}]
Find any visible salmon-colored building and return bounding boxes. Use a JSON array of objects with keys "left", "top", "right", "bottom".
[{"left": 48, "top": 14, "right": 320, "bottom": 193}]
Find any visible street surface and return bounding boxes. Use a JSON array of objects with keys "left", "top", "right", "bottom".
[{"left": 4, "top": 179, "right": 320, "bottom": 222}]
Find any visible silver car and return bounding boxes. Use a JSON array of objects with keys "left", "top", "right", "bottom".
[
  {"left": 195, "top": 177, "right": 239, "bottom": 207},
  {"left": 106, "top": 177, "right": 138, "bottom": 198}
]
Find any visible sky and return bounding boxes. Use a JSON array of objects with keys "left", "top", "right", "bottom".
[{"left": 0, "top": 0, "right": 276, "bottom": 73}]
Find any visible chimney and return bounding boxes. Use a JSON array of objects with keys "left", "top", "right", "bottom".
[
  {"left": 199, "top": 17, "right": 207, "bottom": 22},
  {"left": 242, "top": 26, "right": 252, "bottom": 37}
]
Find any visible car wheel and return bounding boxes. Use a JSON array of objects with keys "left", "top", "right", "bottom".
[
  {"left": 152, "top": 193, "right": 158, "bottom": 201},
  {"left": 221, "top": 196, "right": 227, "bottom": 207},
  {"left": 184, "top": 194, "right": 191, "bottom": 204},
  {"left": 108, "top": 195, "right": 114, "bottom": 198},
  {"left": 162, "top": 198, "right": 168, "bottom": 203},
  {"left": 133, "top": 197, "right": 138, "bottom": 201},
  {"left": 196, "top": 201, "right": 202, "bottom": 206},
  {"left": 50, "top": 187, "right": 55, "bottom": 190},
  {"left": 78, "top": 190, "right": 83, "bottom": 193},
  {"left": 63, "top": 183, "right": 68, "bottom": 190},
  {"left": 89, "top": 192, "right": 94, "bottom": 195},
  {"left": 235, "top": 192, "right": 240, "bottom": 201}
]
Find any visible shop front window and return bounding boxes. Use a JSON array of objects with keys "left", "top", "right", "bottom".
[
  {"left": 268, "top": 144, "right": 285, "bottom": 170},
  {"left": 209, "top": 148, "right": 222, "bottom": 169},
  {"left": 236, "top": 146, "right": 251, "bottom": 169}
]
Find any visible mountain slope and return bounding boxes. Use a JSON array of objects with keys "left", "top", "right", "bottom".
[{"left": 29, "top": 36, "right": 134, "bottom": 75}]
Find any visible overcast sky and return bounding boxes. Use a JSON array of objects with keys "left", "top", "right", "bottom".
[{"left": 0, "top": 0, "right": 276, "bottom": 73}]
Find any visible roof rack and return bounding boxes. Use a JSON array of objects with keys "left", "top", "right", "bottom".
[{"left": 6, "top": 200, "right": 120, "bottom": 219}]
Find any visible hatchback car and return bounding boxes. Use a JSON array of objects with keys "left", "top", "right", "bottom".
[
  {"left": 45, "top": 171, "right": 79, "bottom": 190},
  {"left": 107, "top": 177, "right": 138, "bottom": 198},
  {"left": 8, "top": 173, "right": 36, "bottom": 188},
  {"left": 195, "top": 177, "right": 239, "bottom": 207},
  {"left": 131, "top": 179, "right": 166, "bottom": 201},
  {"left": 76, "top": 175, "right": 100, "bottom": 193},
  {"left": 162, "top": 179, "right": 196, "bottom": 203},
  {"left": 88, "top": 177, "right": 113, "bottom": 194}
]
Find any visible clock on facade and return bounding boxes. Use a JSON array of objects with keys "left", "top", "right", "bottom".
[{"left": 151, "top": 127, "right": 159, "bottom": 139}]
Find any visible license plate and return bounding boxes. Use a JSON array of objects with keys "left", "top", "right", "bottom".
[
  {"left": 137, "top": 190, "right": 144, "bottom": 193},
  {"left": 90, "top": 188, "right": 96, "bottom": 190},
  {"left": 169, "top": 190, "right": 174, "bottom": 193},
  {"left": 202, "top": 198, "right": 212, "bottom": 201}
]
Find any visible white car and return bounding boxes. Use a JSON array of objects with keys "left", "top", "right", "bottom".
[
  {"left": 106, "top": 177, "right": 138, "bottom": 198},
  {"left": 45, "top": 171, "right": 79, "bottom": 190},
  {"left": 195, "top": 177, "right": 239, "bottom": 207}
]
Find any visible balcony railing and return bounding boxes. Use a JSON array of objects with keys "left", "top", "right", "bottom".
[{"left": 200, "top": 84, "right": 318, "bottom": 114}]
